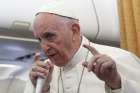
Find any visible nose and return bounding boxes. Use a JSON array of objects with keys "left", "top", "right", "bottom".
[
  {"left": 41, "top": 43, "right": 51, "bottom": 53},
  {"left": 45, "top": 45, "right": 50, "bottom": 52}
]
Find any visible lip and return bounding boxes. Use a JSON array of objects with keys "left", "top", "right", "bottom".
[
  {"left": 47, "top": 51, "right": 56, "bottom": 56},
  {"left": 46, "top": 49, "right": 58, "bottom": 60},
  {"left": 48, "top": 53, "right": 57, "bottom": 58}
]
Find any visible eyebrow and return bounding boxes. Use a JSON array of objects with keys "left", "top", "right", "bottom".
[
  {"left": 36, "top": 31, "right": 56, "bottom": 42},
  {"left": 42, "top": 31, "right": 56, "bottom": 37}
]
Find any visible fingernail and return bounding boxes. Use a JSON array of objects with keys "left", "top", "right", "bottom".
[
  {"left": 36, "top": 52, "right": 40, "bottom": 56},
  {"left": 93, "top": 62, "right": 97, "bottom": 66}
]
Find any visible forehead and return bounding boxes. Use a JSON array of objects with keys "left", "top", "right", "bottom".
[{"left": 33, "top": 13, "right": 62, "bottom": 37}]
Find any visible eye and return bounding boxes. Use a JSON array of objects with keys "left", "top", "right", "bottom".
[{"left": 42, "top": 32, "right": 56, "bottom": 41}]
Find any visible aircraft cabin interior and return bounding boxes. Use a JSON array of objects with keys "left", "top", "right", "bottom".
[{"left": 0, "top": 0, "right": 139, "bottom": 93}]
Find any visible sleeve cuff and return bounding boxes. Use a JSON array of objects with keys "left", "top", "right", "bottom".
[
  {"left": 105, "top": 84, "right": 122, "bottom": 93},
  {"left": 105, "top": 77, "right": 126, "bottom": 93}
]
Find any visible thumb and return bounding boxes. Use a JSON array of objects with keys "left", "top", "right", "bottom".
[
  {"left": 34, "top": 52, "right": 40, "bottom": 62},
  {"left": 44, "top": 59, "right": 54, "bottom": 75}
]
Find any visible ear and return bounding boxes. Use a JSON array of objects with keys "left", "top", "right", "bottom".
[{"left": 71, "top": 23, "right": 80, "bottom": 41}]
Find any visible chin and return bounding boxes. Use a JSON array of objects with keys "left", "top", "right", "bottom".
[
  {"left": 55, "top": 64, "right": 64, "bottom": 67},
  {"left": 53, "top": 60, "right": 67, "bottom": 67},
  {"left": 50, "top": 57, "right": 68, "bottom": 67}
]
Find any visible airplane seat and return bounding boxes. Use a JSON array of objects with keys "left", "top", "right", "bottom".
[{"left": 0, "top": 64, "right": 29, "bottom": 93}]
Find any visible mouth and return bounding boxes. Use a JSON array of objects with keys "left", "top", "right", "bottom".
[
  {"left": 48, "top": 53, "right": 57, "bottom": 59},
  {"left": 46, "top": 49, "right": 58, "bottom": 60},
  {"left": 49, "top": 54, "right": 56, "bottom": 57}
]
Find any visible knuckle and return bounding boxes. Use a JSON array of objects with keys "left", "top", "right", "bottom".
[
  {"left": 95, "top": 54, "right": 102, "bottom": 58},
  {"left": 32, "top": 66, "right": 36, "bottom": 71},
  {"left": 36, "top": 61, "right": 41, "bottom": 65},
  {"left": 101, "top": 63, "right": 109, "bottom": 70},
  {"left": 37, "top": 72, "right": 44, "bottom": 77}
]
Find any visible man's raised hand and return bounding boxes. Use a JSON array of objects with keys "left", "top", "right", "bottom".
[{"left": 82, "top": 44, "right": 121, "bottom": 89}]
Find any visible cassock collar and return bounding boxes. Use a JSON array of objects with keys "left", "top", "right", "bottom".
[{"left": 62, "top": 36, "right": 90, "bottom": 72}]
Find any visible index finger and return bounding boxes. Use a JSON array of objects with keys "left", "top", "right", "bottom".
[{"left": 83, "top": 44, "right": 100, "bottom": 55}]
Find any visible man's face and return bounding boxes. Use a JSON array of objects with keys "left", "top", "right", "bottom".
[{"left": 33, "top": 13, "right": 78, "bottom": 66}]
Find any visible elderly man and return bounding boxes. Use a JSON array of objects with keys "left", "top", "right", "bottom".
[{"left": 24, "top": 1, "right": 140, "bottom": 93}]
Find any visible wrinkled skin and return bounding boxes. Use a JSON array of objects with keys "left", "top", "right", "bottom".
[{"left": 33, "top": 13, "right": 80, "bottom": 67}]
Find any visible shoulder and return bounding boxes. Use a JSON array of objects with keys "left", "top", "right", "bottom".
[
  {"left": 89, "top": 42, "right": 140, "bottom": 66},
  {"left": 90, "top": 42, "right": 131, "bottom": 58}
]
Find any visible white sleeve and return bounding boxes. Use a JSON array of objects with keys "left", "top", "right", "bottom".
[
  {"left": 105, "top": 52, "right": 140, "bottom": 93},
  {"left": 105, "top": 84, "right": 122, "bottom": 93},
  {"left": 105, "top": 77, "right": 140, "bottom": 93}
]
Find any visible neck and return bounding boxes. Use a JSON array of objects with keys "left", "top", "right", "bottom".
[{"left": 62, "top": 36, "right": 90, "bottom": 71}]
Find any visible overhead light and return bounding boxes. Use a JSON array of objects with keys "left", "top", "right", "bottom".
[
  {"left": 0, "top": 35, "right": 38, "bottom": 42},
  {"left": 11, "top": 20, "right": 30, "bottom": 30}
]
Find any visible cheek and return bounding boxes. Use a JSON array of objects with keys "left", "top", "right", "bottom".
[
  {"left": 58, "top": 44, "right": 72, "bottom": 62},
  {"left": 54, "top": 44, "right": 70, "bottom": 63},
  {"left": 65, "top": 35, "right": 73, "bottom": 48}
]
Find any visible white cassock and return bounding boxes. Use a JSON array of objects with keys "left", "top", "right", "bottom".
[{"left": 24, "top": 36, "right": 140, "bottom": 93}]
